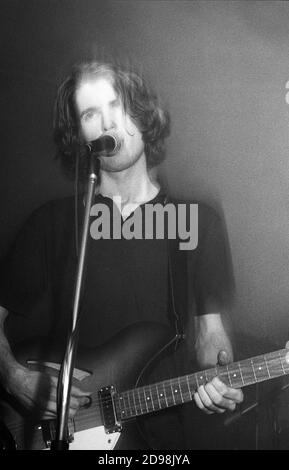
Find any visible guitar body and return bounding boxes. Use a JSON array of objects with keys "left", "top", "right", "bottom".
[
  {"left": 2, "top": 320, "right": 289, "bottom": 450},
  {"left": 0, "top": 322, "right": 180, "bottom": 450}
]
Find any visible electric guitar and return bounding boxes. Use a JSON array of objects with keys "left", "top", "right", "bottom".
[{"left": 1, "top": 321, "right": 289, "bottom": 450}]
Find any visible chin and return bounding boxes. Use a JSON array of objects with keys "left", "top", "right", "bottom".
[
  {"left": 100, "top": 160, "right": 134, "bottom": 173},
  {"left": 100, "top": 153, "right": 144, "bottom": 173}
]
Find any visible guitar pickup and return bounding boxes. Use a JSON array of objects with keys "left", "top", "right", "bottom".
[{"left": 98, "top": 385, "right": 122, "bottom": 434}]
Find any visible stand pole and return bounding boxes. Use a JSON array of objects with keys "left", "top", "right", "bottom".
[{"left": 51, "top": 154, "right": 99, "bottom": 450}]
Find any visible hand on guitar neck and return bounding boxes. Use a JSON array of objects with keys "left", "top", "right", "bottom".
[{"left": 193, "top": 349, "right": 244, "bottom": 415}]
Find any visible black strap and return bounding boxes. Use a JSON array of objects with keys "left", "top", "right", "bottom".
[{"left": 164, "top": 195, "right": 188, "bottom": 347}]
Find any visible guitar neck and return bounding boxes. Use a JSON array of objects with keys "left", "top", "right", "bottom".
[{"left": 117, "top": 348, "right": 289, "bottom": 420}]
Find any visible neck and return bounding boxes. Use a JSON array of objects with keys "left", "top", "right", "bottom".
[{"left": 98, "top": 157, "right": 160, "bottom": 206}]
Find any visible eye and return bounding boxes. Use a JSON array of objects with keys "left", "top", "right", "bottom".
[
  {"left": 82, "top": 111, "right": 95, "bottom": 122},
  {"left": 110, "top": 98, "right": 121, "bottom": 108}
]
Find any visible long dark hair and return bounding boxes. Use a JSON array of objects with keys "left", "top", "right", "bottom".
[{"left": 53, "top": 60, "right": 170, "bottom": 180}]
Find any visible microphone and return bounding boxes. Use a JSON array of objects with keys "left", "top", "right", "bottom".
[{"left": 85, "top": 132, "right": 121, "bottom": 156}]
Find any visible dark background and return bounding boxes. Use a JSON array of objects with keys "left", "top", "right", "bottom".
[{"left": 1, "top": 0, "right": 289, "bottom": 448}]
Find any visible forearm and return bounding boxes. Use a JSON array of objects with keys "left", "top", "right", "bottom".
[
  {"left": 0, "top": 305, "right": 91, "bottom": 419},
  {"left": 193, "top": 313, "right": 244, "bottom": 414},
  {"left": 195, "top": 330, "right": 233, "bottom": 368},
  {"left": 194, "top": 313, "right": 234, "bottom": 368}
]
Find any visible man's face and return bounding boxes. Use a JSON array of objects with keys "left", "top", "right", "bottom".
[{"left": 75, "top": 76, "right": 146, "bottom": 172}]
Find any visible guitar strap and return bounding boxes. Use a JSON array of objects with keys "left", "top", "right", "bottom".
[{"left": 164, "top": 195, "right": 188, "bottom": 349}]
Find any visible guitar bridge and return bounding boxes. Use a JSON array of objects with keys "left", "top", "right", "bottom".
[{"left": 98, "top": 385, "right": 122, "bottom": 434}]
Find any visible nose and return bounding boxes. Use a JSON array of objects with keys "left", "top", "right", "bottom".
[{"left": 101, "top": 108, "right": 115, "bottom": 132}]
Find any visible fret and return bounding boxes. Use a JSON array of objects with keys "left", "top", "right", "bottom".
[
  {"left": 226, "top": 365, "right": 233, "bottom": 387},
  {"left": 178, "top": 377, "right": 185, "bottom": 403},
  {"left": 263, "top": 355, "right": 271, "bottom": 379},
  {"left": 168, "top": 380, "right": 176, "bottom": 405},
  {"left": 238, "top": 362, "right": 245, "bottom": 386},
  {"left": 128, "top": 391, "right": 136, "bottom": 416},
  {"left": 237, "top": 359, "right": 262, "bottom": 386},
  {"left": 250, "top": 356, "right": 271, "bottom": 381},
  {"left": 171, "top": 378, "right": 183, "bottom": 405},
  {"left": 162, "top": 381, "right": 169, "bottom": 407},
  {"left": 225, "top": 366, "right": 242, "bottom": 388},
  {"left": 142, "top": 386, "right": 154, "bottom": 413},
  {"left": 205, "top": 367, "right": 217, "bottom": 383},
  {"left": 266, "top": 352, "right": 285, "bottom": 378},
  {"left": 195, "top": 372, "right": 206, "bottom": 387},
  {"left": 131, "top": 389, "right": 138, "bottom": 416},
  {"left": 279, "top": 351, "right": 286, "bottom": 375},
  {"left": 141, "top": 387, "right": 149, "bottom": 414},
  {"left": 169, "top": 380, "right": 176, "bottom": 405},
  {"left": 155, "top": 383, "right": 162, "bottom": 410},
  {"left": 250, "top": 360, "right": 257, "bottom": 382},
  {"left": 218, "top": 365, "right": 231, "bottom": 387},
  {"left": 149, "top": 387, "right": 155, "bottom": 411},
  {"left": 151, "top": 383, "right": 161, "bottom": 411},
  {"left": 164, "top": 380, "right": 175, "bottom": 407},
  {"left": 123, "top": 392, "right": 131, "bottom": 417},
  {"left": 136, "top": 387, "right": 143, "bottom": 414},
  {"left": 118, "top": 394, "right": 126, "bottom": 419},
  {"left": 218, "top": 364, "right": 239, "bottom": 387},
  {"left": 189, "top": 373, "right": 198, "bottom": 393},
  {"left": 127, "top": 390, "right": 136, "bottom": 416},
  {"left": 158, "top": 382, "right": 168, "bottom": 409},
  {"left": 186, "top": 375, "right": 193, "bottom": 400},
  {"left": 176, "top": 378, "right": 182, "bottom": 402},
  {"left": 179, "top": 375, "right": 192, "bottom": 403},
  {"left": 129, "top": 390, "right": 136, "bottom": 415},
  {"left": 125, "top": 391, "right": 131, "bottom": 416}
]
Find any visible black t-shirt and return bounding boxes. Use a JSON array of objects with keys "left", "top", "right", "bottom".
[
  {"left": 0, "top": 191, "right": 235, "bottom": 353},
  {"left": 0, "top": 190, "right": 236, "bottom": 449}
]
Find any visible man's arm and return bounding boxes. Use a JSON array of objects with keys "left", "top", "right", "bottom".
[
  {"left": 0, "top": 305, "right": 89, "bottom": 419},
  {"left": 193, "top": 312, "right": 244, "bottom": 414},
  {"left": 194, "top": 312, "right": 233, "bottom": 368}
]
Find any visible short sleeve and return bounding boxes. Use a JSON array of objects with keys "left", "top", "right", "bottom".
[
  {"left": 0, "top": 207, "right": 48, "bottom": 317},
  {"left": 191, "top": 205, "right": 236, "bottom": 316}
]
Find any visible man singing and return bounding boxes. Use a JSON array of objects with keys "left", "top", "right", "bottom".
[{"left": 0, "top": 60, "right": 243, "bottom": 449}]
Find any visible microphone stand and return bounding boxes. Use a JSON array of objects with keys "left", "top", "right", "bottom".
[{"left": 51, "top": 152, "right": 99, "bottom": 450}]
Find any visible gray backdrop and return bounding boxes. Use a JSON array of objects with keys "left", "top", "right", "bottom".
[{"left": 1, "top": 0, "right": 289, "bottom": 356}]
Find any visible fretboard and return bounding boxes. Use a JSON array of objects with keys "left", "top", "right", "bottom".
[{"left": 116, "top": 348, "right": 289, "bottom": 420}]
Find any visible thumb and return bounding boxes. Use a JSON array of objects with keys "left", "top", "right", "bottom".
[{"left": 217, "top": 349, "right": 230, "bottom": 366}]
